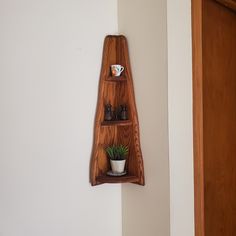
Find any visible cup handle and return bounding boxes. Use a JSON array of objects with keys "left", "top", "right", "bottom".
[{"left": 120, "top": 66, "right": 124, "bottom": 73}]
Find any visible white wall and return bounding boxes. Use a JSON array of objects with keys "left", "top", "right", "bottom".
[
  {"left": 167, "top": 0, "right": 194, "bottom": 235},
  {"left": 0, "top": 1, "right": 122, "bottom": 236},
  {"left": 118, "top": 1, "right": 170, "bottom": 236}
]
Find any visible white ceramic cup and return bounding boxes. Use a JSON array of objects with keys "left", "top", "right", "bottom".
[{"left": 111, "top": 64, "right": 124, "bottom": 76}]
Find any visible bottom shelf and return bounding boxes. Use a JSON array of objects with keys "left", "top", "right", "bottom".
[{"left": 96, "top": 174, "right": 139, "bottom": 184}]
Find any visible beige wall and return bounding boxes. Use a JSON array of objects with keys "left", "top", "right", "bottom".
[
  {"left": 167, "top": 0, "right": 194, "bottom": 235},
  {"left": 118, "top": 1, "right": 170, "bottom": 235},
  {"left": 0, "top": 1, "right": 121, "bottom": 236}
]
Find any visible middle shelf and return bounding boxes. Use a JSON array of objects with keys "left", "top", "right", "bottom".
[{"left": 101, "top": 120, "right": 132, "bottom": 127}]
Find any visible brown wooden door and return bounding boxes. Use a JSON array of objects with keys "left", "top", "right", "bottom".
[{"left": 192, "top": 0, "right": 236, "bottom": 235}]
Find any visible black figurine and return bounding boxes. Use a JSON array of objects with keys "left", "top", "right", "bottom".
[
  {"left": 104, "top": 103, "right": 113, "bottom": 121},
  {"left": 120, "top": 104, "right": 128, "bottom": 120}
]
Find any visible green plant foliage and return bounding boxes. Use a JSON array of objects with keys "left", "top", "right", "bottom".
[{"left": 105, "top": 145, "right": 129, "bottom": 160}]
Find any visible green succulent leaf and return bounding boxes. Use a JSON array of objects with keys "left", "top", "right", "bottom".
[{"left": 105, "top": 145, "right": 129, "bottom": 160}]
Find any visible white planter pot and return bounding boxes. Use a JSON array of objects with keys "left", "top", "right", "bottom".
[{"left": 110, "top": 160, "right": 126, "bottom": 173}]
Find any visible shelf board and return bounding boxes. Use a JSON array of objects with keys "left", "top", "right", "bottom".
[
  {"left": 96, "top": 174, "right": 139, "bottom": 184},
  {"left": 105, "top": 76, "right": 127, "bottom": 82},
  {"left": 101, "top": 120, "right": 132, "bottom": 126}
]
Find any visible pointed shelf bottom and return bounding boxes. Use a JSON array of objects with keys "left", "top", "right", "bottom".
[{"left": 96, "top": 174, "right": 139, "bottom": 184}]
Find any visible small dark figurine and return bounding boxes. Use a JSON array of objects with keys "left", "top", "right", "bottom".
[
  {"left": 120, "top": 104, "right": 128, "bottom": 120},
  {"left": 104, "top": 103, "right": 113, "bottom": 121}
]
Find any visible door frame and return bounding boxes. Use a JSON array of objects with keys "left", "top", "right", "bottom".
[{"left": 192, "top": 0, "right": 205, "bottom": 235}]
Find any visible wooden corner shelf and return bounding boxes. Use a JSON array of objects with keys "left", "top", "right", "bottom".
[{"left": 90, "top": 35, "right": 145, "bottom": 186}]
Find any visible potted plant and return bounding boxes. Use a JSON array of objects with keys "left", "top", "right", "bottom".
[{"left": 105, "top": 145, "right": 129, "bottom": 174}]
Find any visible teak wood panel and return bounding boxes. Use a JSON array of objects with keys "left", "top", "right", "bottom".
[
  {"left": 90, "top": 35, "right": 144, "bottom": 186},
  {"left": 192, "top": 0, "right": 236, "bottom": 235}
]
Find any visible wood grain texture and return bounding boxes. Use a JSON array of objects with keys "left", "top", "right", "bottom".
[
  {"left": 192, "top": 0, "right": 236, "bottom": 235},
  {"left": 90, "top": 35, "right": 145, "bottom": 186}
]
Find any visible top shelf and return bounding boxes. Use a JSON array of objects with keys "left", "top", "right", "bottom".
[{"left": 105, "top": 76, "right": 127, "bottom": 82}]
